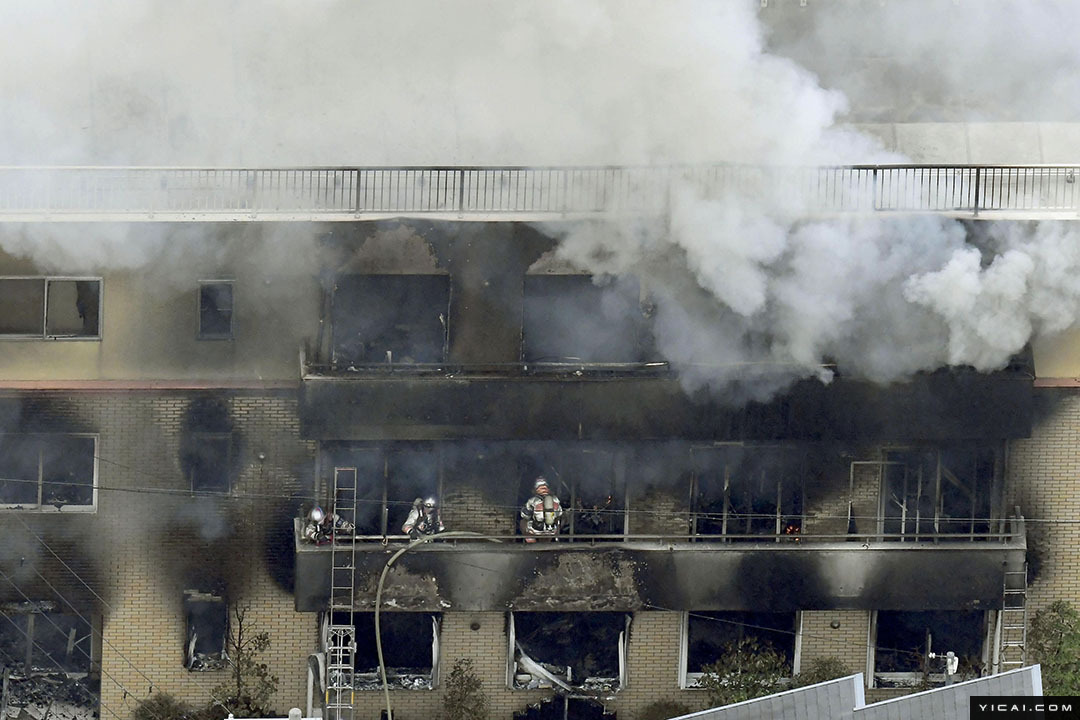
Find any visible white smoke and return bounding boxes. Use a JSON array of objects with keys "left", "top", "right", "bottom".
[{"left": 2, "top": 0, "right": 1080, "bottom": 397}]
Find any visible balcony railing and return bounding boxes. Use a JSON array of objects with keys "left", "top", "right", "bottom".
[{"left": 2, "top": 165, "right": 1078, "bottom": 220}]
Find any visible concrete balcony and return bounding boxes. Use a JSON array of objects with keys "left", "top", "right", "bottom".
[{"left": 293, "top": 517, "right": 1027, "bottom": 613}]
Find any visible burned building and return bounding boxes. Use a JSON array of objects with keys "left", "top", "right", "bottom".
[{"left": 0, "top": 162, "right": 1074, "bottom": 720}]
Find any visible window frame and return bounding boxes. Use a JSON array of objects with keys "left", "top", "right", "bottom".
[
  {"left": 507, "top": 611, "right": 630, "bottom": 692},
  {"left": 0, "top": 433, "right": 99, "bottom": 512},
  {"left": 323, "top": 611, "right": 441, "bottom": 690},
  {"left": 0, "top": 276, "right": 103, "bottom": 341},
  {"left": 197, "top": 279, "right": 235, "bottom": 341},
  {"left": 868, "top": 609, "right": 991, "bottom": 688},
  {"left": 678, "top": 610, "right": 802, "bottom": 689},
  {"left": 184, "top": 590, "right": 229, "bottom": 672}
]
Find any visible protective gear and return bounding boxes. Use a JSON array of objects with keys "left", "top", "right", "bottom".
[
  {"left": 402, "top": 496, "right": 445, "bottom": 539},
  {"left": 520, "top": 478, "right": 563, "bottom": 541},
  {"left": 302, "top": 505, "right": 355, "bottom": 545}
]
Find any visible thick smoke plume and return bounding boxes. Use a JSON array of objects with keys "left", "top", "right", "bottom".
[{"left": 3, "top": 1, "right": 1080, "bottom": 397}]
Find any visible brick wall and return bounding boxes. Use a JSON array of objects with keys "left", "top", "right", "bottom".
[
  {"left": 1007, "top": 388, "right": 1080, "bottom": 614},
  {"left": 799, "top": 610, "right": 870, "bottom": 678},
  {"left": 803, "top": 450, "right": 880, "bottom": 537},
  {"left": 0, "top": 391, "right": 316, "bottom": 720}
]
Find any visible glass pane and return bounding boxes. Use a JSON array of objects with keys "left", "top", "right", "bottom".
[
  {"left": 46, "top": 280, "right": 100, "bottom": 337},
  {"left": 199, "top": 283, "right": 234, "bottom": 338},
  {"left": 0, "top": 279, "right": 44, "bottom": 335}
]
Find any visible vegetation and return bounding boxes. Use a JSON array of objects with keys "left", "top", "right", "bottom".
[
  {"left": 443, "top": 658, "right": 489, "bottom": 720},
  {"left": 697, "top": 637, "right": 788, "bottom": 707},
  {"left": 1029, "top": 600, "right": 1080, "bottom": 695},
  {"left": 792, "top": 656, "right": 850, "bottom": 688},
  {"left": 133, "top": 693, "right": 196, "bottom": 720},
  {"left": 636, "top": 700, "right": 691, "bottom": 720},
  {"left": 207, "top": 603, "right": 280, "bottom": 719}
]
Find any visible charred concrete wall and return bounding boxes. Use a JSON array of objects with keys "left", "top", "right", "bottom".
[{"left": 0, "top": 390, "right": 317, "bottom": 719}]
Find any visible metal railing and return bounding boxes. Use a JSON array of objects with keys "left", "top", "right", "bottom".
[{"left": 2, "top": 165, "right": 1079, "bottom": 219}]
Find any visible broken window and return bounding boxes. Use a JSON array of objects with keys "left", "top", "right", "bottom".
[
  {"left": 508, "top": 612, "right": 629, "bottom": 693},
  {"left": 690, "top": 446, "right": 803, "bottom": 541},
  {"left": 329, "top": 611, "right": 440, "bottom": 690},
  {"left": 0, "top": 277, "right": 101, "bottom": 339},
  {"left": 328, "top": 445, "right": 441, "bottom": 539},
  {"left": 198, "top": 281, "right": 234, "bottom": 339},
  {"left": 879, "top": 445, "right": 999, "bottom": 541},
  {"left": 331, "top": 274, "right": 450, "bottom": 365},
  {"left": 517, "top": 445, "right": 627, "bottom": 540},
  {"left": 0, "top": 603, "right": 94, "bottom": 674},
  {"left": 187, "top": 433, "right": 233, "bottom": 493},
  {"left": 522, "top": 274, "right": 651, "bottom": 364},
  {"left": 681, "top": 611, "right": 799, "bottom": 687},
  {"left": 0, "top": 434, "right": 97, "bottom": 510},
  {"left": 872, "top": 610, "right": 986, "bottom": 687},
  {"left": 184, "top": 591, "right": 228, "bottom": 671}
]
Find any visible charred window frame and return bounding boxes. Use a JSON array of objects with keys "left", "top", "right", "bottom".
[
  {"left": 0, "top": 277, "right": 102, "bottom": 340},
  {"left": 875, "top": 444, "right": 1001, "bottom": 541},
  {"left": 679, "top": 611, "right": 801, "bottom": 688},
  {"left": 187, "top": 432, "right": 233, "bottom": 494},
  {"left": 327, "top": 611, "right": 440, "bottom": 689},
  {"left": 869, "top": 610, "right": 989, "bottom": 687},
  {"left": 521, "top": 274, "right": 653, "bottom": 364},
  {"left": 328, "top": 445, "right": 443, "bottom": 540},
  {"left": 0, "top": 434, "right": 98, "bottom": 512},
  {"left": 507, "top": 612, "right": 630, "bottom": 692},
  {"left": 198, "top": 280, "right": 235, "bottom": 340},
  {"left": 689, "top": 445, "right": 804, "bottom": 541},
  {"left": 330, "top": 274, "right": 451, "bottom": 366},
  {"left": 0, "top": 603, "right": 95, "bottom": 674},
  {"left": 518, "top": 445, "right": 628, "bottom": 540},
  {"left": 184, "top": 591, "right": 228, "bottom": 671}
]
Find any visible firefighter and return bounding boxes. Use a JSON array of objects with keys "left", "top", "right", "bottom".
[
  {"left": 520, "top": 477, "right": 563, "bottom": 541},
  {"left": 402, "top": 496, "right": 445, "bottom": 539},
  {"left": 302, "top": 505, "right": 356, "bottom": 545}
]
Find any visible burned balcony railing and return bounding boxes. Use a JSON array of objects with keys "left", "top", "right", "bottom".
[{"left": 2, "top": 165, "right": 1079, "bottom": 220}]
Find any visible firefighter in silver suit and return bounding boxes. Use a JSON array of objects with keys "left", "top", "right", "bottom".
[{"left": 520, "top": 477, "right": 563, "bottom": 541}]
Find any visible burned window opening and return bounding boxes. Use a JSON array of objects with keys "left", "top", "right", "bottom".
[
  {"left": 324, "top": 445, "right": 442, "bottom": 539},
  {"left": 509, "top": 612, "right": 629, "bottom": 693},
  {"left": 198, "top": 281, "right": 235, "bottom": 339},
  {"left": 0, "top": 434, "right": 97, "bottom": 511},
  {"left": 331, "top": 274, "right": 450, "bottom": 366},
  {"left": 0, "top": 277, "right": 101, "bottom": 339},
  {"left": 681, "top": 611, "right": 799, "bottom": 687},
  {"left": 187, "top": 433, "right": 233, "bottom": 493},
  {"left": 517, "top": 446, "right": 627, "bottom": 540},
  {"left": 878, "top": 445, "right": 999, "bottom": 541},
  {"left": 184, "top": 591, "right": 228, "bottom": 671},
  {"left": 329, "top": 611, "right": 439, "bottom": 690},
  {"left": 690, "top": 446, "right": 803, "bottom": 541},
  {"left": 872, "top": 610, "right": 987, "bottom": 687},
  {"left": 521, "top": 274, "right": 652, "bottom": 364},
  {"left": 0, "top": 603, "right": 94, "bottom": 675}
]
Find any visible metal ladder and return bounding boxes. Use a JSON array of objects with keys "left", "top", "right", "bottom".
[
  {"left": 325, "top": 467, "right": 359, "bottom": 720},
  {"left": 998, "top": 564, "right": 1028, "bottom": 672}
]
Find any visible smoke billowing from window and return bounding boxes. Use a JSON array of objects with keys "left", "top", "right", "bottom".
[{"left": 3, "top": 1, "right": 1080, "bottom": 397}]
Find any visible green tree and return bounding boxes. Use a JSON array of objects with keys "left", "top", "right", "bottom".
[
  {"left": 132, "top": 693, "right": 195, "bottom": 720},
  {"left": 697, "top": 637, "right": 788, "bottom": 707},
  {"left": 443, "top": 658, "right": 488, "bottom": 720},
  {"left": 635, "top": 700, "right": 691, "bottom": 720},
  {"left": 1029, "top": 600, "right": 1080, "bottom": 695},
  {"left": 206, "top": 603, "right": 279, "bottom": 719},
  {"left": 792, "top": 657, "right": 850, "bottom": 688}
]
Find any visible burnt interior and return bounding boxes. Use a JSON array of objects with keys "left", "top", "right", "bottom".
[
  {"left": 874, "top": 610, "right": 985, "bottom": 676},
  {"left": 184, "top": 590, "right": 228, "bottom": 671},
  {"left": 331, "top": 611, "right": 438, "bottom": 674},
  {"left": 0, "top": 278, "right": 100, "bottom": 338},
  {"left": 180, "top": 396, "right": 238, "bottom": 493},
  {"left": 691, "top": 446, "right": 803, "bottom": 540},
  {"left": 685, "top": 611, "right": 797, "bottom": 674},
  {"left": 0, "top": 434, "right": 95, "bottom": 508},
  {"left": 522, "top": 274, "right": 650, "bottom": 363},
  {"left": 512, "top": 612, "right": 626, "bottom": 686},
  {"left": 331, "top": 274, "right": 450, "bottom": 365},
  {"left": 324, "top": 445, "right": 440, "bottom": 536}
]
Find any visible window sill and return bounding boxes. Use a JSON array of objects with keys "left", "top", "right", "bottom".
[{"left": 0, "top": 505, "right": 97, "bottom": 513}]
